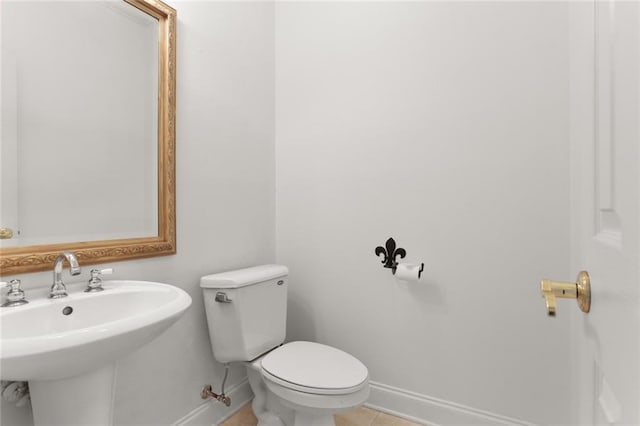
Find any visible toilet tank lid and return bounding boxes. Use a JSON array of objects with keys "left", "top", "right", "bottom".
[{"left": 200, "top": 265, "right": 289, "bottom": 289}]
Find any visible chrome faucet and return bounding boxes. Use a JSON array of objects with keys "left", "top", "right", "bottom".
[{"left": 50, "top": 251, "right": 81, "bottom": 298}]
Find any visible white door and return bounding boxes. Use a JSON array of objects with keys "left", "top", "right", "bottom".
[{"left": 569, "top": 1, "right": 639, "bottom": 424}]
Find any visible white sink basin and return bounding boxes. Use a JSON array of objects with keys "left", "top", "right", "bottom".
[{"left": 0, "top": 280, "right": 191, "bottom": 381}]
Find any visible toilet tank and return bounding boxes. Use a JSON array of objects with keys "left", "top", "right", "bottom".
[{"left": 200, "top": 265, "right": 288, "bottom": 363}]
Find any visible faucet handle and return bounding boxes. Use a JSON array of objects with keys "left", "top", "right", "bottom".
[
  {"left": 1, "top": 279, "right": 28, "bottom": 307},
  {"left": 95, "top": 268, "right": 113, "bottom": 276},
  {"left": 85, "top": 268, "right": 114, "bottom": 293}
]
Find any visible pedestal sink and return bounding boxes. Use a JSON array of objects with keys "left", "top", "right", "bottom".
[{"left": 0, "top": 280, "right": 192, "bottom": 425}]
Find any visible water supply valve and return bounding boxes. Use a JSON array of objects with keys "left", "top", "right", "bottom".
[{"left": 201, "top": 385, "right": 230, "bottom": 406}]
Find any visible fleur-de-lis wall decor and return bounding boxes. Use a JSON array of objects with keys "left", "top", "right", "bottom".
[{"left": 375, "top": 238, "right": 406, "bottom": 271}]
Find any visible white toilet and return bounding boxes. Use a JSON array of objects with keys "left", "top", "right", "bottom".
[{"left": 200, "top": 265, "right": 370, "bottom": 426}]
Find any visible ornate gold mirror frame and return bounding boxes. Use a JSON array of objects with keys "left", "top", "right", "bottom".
[{"left": 0, "top": 0, "right": 176, "bottom": 275}]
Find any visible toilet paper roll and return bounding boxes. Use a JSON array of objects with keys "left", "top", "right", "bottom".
[{"left": 394, "top": 263, "right": 423, "bottom": 282}]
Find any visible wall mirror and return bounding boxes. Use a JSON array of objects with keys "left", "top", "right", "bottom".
[{"left": 0, "top": 0, "right": 176, "bottom": 275}]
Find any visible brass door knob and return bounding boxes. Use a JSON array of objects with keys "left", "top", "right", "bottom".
[
  {"left": 0, "top": 227, "right": 14, "bottom": 239},
  {"left": 540, "top": 271, "right": 591, "bottom": 317}
]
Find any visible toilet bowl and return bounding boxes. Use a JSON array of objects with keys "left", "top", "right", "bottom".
[
  {"left": 247, "top": 342, "right": 369, "bottom": 426},
  {"left": 200, "top": 265, "right": 370, "bottom": 426}
]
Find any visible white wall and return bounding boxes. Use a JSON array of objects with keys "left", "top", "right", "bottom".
[
  {"left": 275, "top": 2, "right": 572, "bottom": 425},
  {"left": 0, "top": 1, "right": 275, "bottom": 425}
]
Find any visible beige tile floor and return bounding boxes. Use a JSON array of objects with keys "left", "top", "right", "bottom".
[{"left": 220, "top": 402, "right": 424, "bottom": 426}]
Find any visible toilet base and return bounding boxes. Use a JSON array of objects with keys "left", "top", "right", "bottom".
[
  {"left": 246, "top": 364, "right": 291, "bottom": 426},
  {"left": 293, "top": 411, "right": 335, "bottom": 426},
  {"left": 245, "top": 360, "right": 340, "bottom": 426}
]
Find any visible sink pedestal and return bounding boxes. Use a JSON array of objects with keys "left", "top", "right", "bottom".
[{"left": 30, "top": 363, "right": 116, "bottom": 426}]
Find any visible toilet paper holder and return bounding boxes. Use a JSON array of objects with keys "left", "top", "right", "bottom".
[{"left": 375, "top": 237, "right": 424, "bottom": 278}]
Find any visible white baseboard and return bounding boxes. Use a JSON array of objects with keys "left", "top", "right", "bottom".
[
  {"left": 174, "top": 379, "right": 536, "bottom": 426},
  {"left": 366, "top": 382, "right": 538, "bottom": 426},
  {"left": 173, "top": 379, "right": 253, "bottom": 426}
]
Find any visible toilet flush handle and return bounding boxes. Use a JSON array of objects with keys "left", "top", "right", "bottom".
[{"left": 215, "top": 292, "right": 232, "bottom": 303}]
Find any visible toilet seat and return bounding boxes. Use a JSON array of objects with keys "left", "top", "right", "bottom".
[{"left": 261, "top": 341, "right": 369, "bottom": 395}]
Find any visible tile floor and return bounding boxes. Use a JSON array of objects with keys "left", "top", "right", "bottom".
[{"left": 220, "top": 403, "right": 424, "bottom": 426}]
